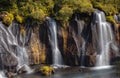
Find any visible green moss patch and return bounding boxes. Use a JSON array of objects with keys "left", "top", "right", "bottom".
[
  {"left": 39, "top": 66, "right": 54, "bottom": 76},
  {"left": 3, "top": 13, "right": 14, "bottom": 26}
]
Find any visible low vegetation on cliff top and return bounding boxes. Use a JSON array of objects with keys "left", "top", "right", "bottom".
[{"left": 0, "top": 0, "right": 120, "bottom": 26}]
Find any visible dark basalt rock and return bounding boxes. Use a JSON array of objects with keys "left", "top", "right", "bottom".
[{"left": 110, "top": 56, "right": 120, "bottom": 65}]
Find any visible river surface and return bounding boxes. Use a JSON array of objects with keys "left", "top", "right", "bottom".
[{"left": 20, "top": 67, "right": 119, "bottom": 78}]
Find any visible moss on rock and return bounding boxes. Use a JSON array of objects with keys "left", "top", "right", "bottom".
[
  {"left": 15, "top": 15, "right": 23, "bottom": 24},
  {"left": 39, "top": 66, "right": 54, "bottom": 76},
  {"left": 3, "top": 13, "right": 14, "bottom": 26},
  {"left": 106, "top": 16, "right": 116, "bottom": 24}
]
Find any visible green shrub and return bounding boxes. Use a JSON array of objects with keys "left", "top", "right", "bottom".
[
  {"left": 106, "top": 16, "right": 116, "bottom": 24},
  {"left": 40, "top": 0, "right": 54, "bottom": 15},
  {"left": 39, "top": 66, "right": 54, "bottom": 76},
  {"left": 55, "top": 5, "right": 73, "bottom": 22},
  {"left": 3, "top": 13, "right": 14, "bottom": 26},
  {"left": 77, "top": 0, "right": 94, "bottom": 14},
  {"left": 10, "top": 3, "right": 18, "bottom": 15},
  {"left": 54, "top": 0, "right": 93, "bottom": 23},
  {"left": 15, "top": 15, "right": 23, "bottom": 24},
  {"left": 1, "top": 0, "right": 120, "bottom": 26},
  {"left": 31, "top": 9, "right": 46, "bottom": 22},
  {"left": 93, "top": 2, "right": 118, "bottom": 15},
  {"left": 19, "top": 1, "right": 46, "bottom": 23}
]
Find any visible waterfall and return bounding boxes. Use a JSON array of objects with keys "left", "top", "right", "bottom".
[
  {"left": 0, "top": 71, "right": 6, "bottom": 78},
  {"left": 114, "top": 13, "right": 120, "bottom": 23},
  {"left": 80, "top": 41, "right": 86, "bottom": 66},
  {"left": 0, "top": 22, "right": 33, "bottom": 74},
  {"left": 74, "top": 16, "right": 86, "bottom": 66},
  {"left": 46, "top": 17, "right": 63, "bottom": 66},
  {"left": 114, "top": 15, "right": 118, "bottom": 22},
  {"left": 93, "top": 10, "right": 115, "bottom": 66}
]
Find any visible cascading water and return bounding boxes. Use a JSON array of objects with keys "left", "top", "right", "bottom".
[
  {"left": 74, "top": 15, "right": 86, "bottom": 66},
  {"left": 0, "top": 71, "right": 6, "bottom": 78},
  {"left": 80, "top": 41, "right": 86, "bottom": 66},
  {"left": 115, "top": 13, "right": 120, "bottom": 22},
  {"left": 0, "top": 22, "right": 33, "bottom": 75},
  {"left": 93, "top": 10, "right": 115, "bottom": 66},
  {"left": 114, "top": 15, "right": 118, "bottom": 22},
  {"left": 46, "top": 17, "right": 63, "bottom": 66}
]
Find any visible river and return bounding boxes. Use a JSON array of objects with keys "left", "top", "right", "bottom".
[{"left": 20, "top": 67, "right": 119, "bottom": 78}]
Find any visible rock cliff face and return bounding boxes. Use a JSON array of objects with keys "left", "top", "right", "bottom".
[
  {"left": 0, "top": 12, "right": 119, "bottom": 69},
  {"left": 115, "top": 24, "right": 120, "bottom": 45},
  {"left": 55, "top": 14, "right": 92, "bottom": 66},
  {"left": 29, "top": 28, "right": 46, "bottom": 64},
  {"left": 27, "top": 12, "right": 120, "bottom": 66}
]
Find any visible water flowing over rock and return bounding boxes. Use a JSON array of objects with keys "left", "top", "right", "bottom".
[
  {"left": 0, "top": 71, "right": 6, "bottom": 78},
  {"left": 0, "top": 10, "right": 119, "bottom": 77},
  {"left": 46, "top": 17, "right": 63, "bottom": 66},
  {"left": 59, "top": 14, "right": 91, "bottom": 66},
  {"left": 91, "top": 10, "right": 119, "bottom": 66},
  {"left": 0, "top": 21, "right": 33, "bottom": 73},
  {"left": 74, "top": 15, "right": 86, "bottom": 66},
  {"left": 114, "top": 14, "right": 120, "bottom": 48}
]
